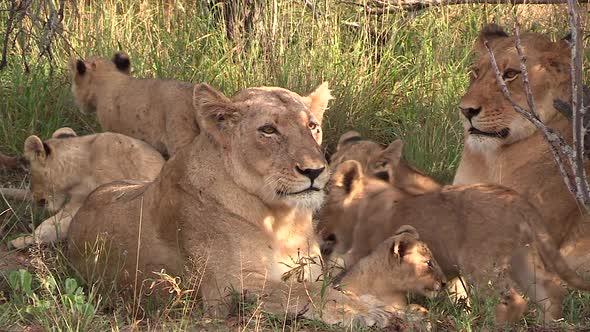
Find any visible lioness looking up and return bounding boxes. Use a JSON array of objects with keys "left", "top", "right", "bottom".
[
  {"left": 67, "top": 82, "right": 409, "bottom": 327},
  {"left": 321, "top": 143, "right": 590, "bottom": 323},
  {"left": 10, "top": 128, "right": 164, "bottom": 249},
  {"left": 70, "top": 52, "right": 197, "bottom": 158},
  {"left": 453, "top": 24, "right": 590, "bottom": 273}
]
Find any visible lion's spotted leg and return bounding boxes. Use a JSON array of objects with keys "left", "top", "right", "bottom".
[{"left": 509, "top": 248, "right": 566, "bottom": 323}]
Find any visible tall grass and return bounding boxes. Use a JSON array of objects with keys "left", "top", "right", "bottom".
[{"left": 0, "top": 0, "right": 588, "bottom": 330}]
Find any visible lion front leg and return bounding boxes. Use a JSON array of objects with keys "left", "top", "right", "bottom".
[{"left": 10, "top": 201, "right": 81, "bottom": 249}]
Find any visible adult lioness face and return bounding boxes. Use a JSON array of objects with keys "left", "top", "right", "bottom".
[
  {"left": 193, "top": 83, "right": 332, "bottom": 211},
  {"left": 459, "top": 24, "right": 571, "bottom": 150}
]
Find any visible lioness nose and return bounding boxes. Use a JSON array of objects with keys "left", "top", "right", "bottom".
[
  {"left": 296, "top": 165, "right": 325, "bottom": 181},
  {"left": 460, "top": 107, "right": 481, "bottom": 120}
]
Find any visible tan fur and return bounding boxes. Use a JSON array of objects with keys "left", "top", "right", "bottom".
[
  {"left": 67, "top": 83, "right": 407, "bottom": 327},
  {"left": 453, "top": 24, "right": 590, "bottom": 273},
  {"left": 70, "top": 53, "right": 198, "bottom": 158},
  {"left": 329, "top": 131, "right": 442, "bottom": 195},
  {"left": 337, "top": 225, "right": 446, "bottom": 311},
  {"left": 10, "top": 128, "right": 164, "bottom": 249},
  {"left": 321, "top": 155, "right": 590, "bottom": 323}
]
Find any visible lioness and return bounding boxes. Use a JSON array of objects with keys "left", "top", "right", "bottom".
[
  {"left": 70, "top": 52, "right": 198, "bottom": 158},
  {"left": 67, "top": 83, "right": 406, "bottom": 327},
  {"left": 329, "top": 131, "right": 442, "bottom": 194},
  {"left": 335, "top": 225, "right": 446, "bottom": 313},
  {"left": 453, "top": 24, "right": 590, "bottom": 272},
  {"left": 321, "top": 146, "right": 590, "bottom": 323},
  {"left": 9, "top": 128, "right": 164, "bottom": 249}
]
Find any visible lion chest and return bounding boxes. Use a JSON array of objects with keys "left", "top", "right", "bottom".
[{"left": 262, "top": 215, "right": 323, "bottom": 283}]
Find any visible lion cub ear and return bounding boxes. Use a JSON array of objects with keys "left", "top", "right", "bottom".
[
  {"left": 332, "top": 160, "right": 364, "bottom": 195},
  {"left": 336, "top": 130, "right": 362, "bottom": 151},
  {"left": 193, "top": 83, "right": 241, "bottom": 146},
  {"left": 372, "top": 139, "right": 403, "bottom": 183},
  {"left": 389, "top": 225, "right": 420, "bottom": 264},
  {"left": 304, "top": 82, "right": 333, "bottom": 125},
  {"left": 112, "top": 52, "right": 131, "bottom": 74},
  {"left": 52, "top": 127, "right": 77, "bottom": 139},
  {"left": 24, "top": 135, "right": 49, "bottom": 162}
]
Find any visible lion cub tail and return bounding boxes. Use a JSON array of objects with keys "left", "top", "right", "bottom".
[{"left": 523, "top": 210, "right": 590, "bottom": 291}]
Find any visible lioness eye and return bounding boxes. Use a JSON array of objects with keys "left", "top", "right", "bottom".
[
  {"left": 309, "top": 122, "right": 319, "bottom": 131},
  {"left": 502, "top": 69, "right": 521, "bottom": 81},
  {"left": 259, "top": 125, "right": 278, "bottom": 135}
]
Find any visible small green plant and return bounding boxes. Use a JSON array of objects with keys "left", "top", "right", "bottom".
[{"left": 7, "top": 269, "right": 99, "bottom": 332}]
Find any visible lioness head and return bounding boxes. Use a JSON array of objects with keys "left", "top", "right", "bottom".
[
  {"left": 380, "top": 225, "right": 446, "bottom": 297},
  {"left": 23, "top": 127, "right": 79, "bottom": 211},
  {"left": 459, "top": 24, "right": 571, "bottom": 150},
  {"left": 193, "top": 83, "right": 333, "bottom": 211},
  {"left": 70, "top": 52, "right": 131, "bottom": 114}
]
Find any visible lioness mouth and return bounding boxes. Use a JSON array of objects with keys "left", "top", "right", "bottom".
[
  {"left": 468, "top": 127, "right": 509, "bottom": 139},
  {"left": 279, "top": 187, "right": 321, "bottom": 196}
]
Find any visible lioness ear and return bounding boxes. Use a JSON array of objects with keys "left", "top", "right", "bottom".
[
  {"left": 193, "top": 83, "right": 241, "bottom": 146},
  {"left": 476, "top": 23, "right": 509, "bottom": 53},
  {"left": 112, "top": 52, "right": 131, "bottom": 74},
  {"left": 24, "top": 135, "right": 49, "bottom": 162},
  {"left": 332, "top": 160, "right": 363, "bottom": 195},
  {"left": 52, "top": 127, "right": 77, "bottom": 139},
  {"left": 304, "top": 82, "right": 333, "bottom": 125},
  {"left": 336, "top": 130, "right": 362, "bottom": 151}
]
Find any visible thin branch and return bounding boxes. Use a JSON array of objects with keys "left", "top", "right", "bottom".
[
  {"left": 302, "top": 0, "right": 322, "bottom": 20},
  {"left": 484, "top": 40, "right": 580, "bottom": 205},
  {"left": 567, "top": 0, "right": 590, "bottom": 210},
  {"left": 341, "top": 0, "right": 589, "bottom": 13}
]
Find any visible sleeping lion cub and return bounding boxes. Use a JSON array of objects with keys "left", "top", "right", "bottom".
[
  {"left": 70, "top": 52, "right": 197, "bottom": 158},
  {"left": 9, "top": 128, "right": 164, "bottom": 249},
  {"left": 320, "top": 141, "right": 590, "bottom": 323}
]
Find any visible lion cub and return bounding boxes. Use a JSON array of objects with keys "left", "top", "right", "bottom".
[
  {"left": 70, "top": 52, "right": 197, "bottom": 158},
  {"left": 329, "top": 131, "right": 441, "bottom": 194},
  {"left": 9, "top": 128, "right": 164, "bottom": 249},
  {"left": 321, "top": 142, "right": 590, "bottom": 323},
  {"left": 335, "top": 225, "right": 446, "bottom": 314}
]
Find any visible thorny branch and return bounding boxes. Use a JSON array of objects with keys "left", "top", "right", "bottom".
[
  {"left": 484, "top": 40, "right": 579, "bottom": 206},
  {"left": 485, "top": 11, "right": 590, "bottom": 213},
  {"left": 341, "top": 0, "right": 590, "bottom": 13},
  {"left": 566, "top": 0, "right": 590, "bottom": 210},
  {"left": 0, "top": 0, "right": 73, "bottom": 71}
]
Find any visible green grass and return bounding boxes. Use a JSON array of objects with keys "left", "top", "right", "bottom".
[{"left": 0, "top": 0, "right": 589, "bottom": 330}]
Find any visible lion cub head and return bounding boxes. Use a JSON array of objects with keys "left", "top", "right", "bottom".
[
  {"left": 193, "top": 83, "right": 332, "bottom": 211},
  {"left": 24, "top": 127, "right": 80, "bottom": 211},
  {"left": 70, "top": 52, "right": 131, "bottom": 114},
  {"left": 337, "top": 225, "right": 446, "bottom": 302},
  {"left": 459, "top": 24, "right": 571, "bottom": 150}
]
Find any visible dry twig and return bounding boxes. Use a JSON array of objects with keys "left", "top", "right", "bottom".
[
  {"left": 484, "top": 14, "right": 590, "bottom": 212},
  {"left": 341, "top": 0, "right": 589, "bottom": 13}
]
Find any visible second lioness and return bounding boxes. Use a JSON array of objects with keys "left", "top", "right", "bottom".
[
  {"left": 321, "top": 144, "right": 590, "bottom": 323},
  {"left": 71, "top": 52, "right": 197, "bottom": 158}
]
